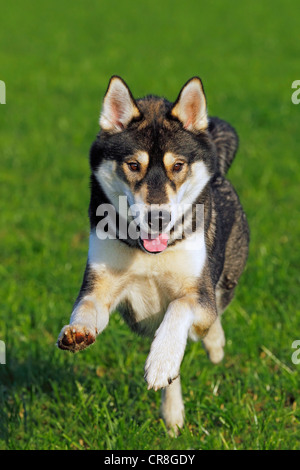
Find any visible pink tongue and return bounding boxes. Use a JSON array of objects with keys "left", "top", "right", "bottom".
[{"left": 142, "top": 233, "right": 169, "bottom": 253}]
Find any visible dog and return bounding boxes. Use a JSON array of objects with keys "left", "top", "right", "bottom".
[{"left": 57, "top": 76, "right": 249, "bottom": 434}]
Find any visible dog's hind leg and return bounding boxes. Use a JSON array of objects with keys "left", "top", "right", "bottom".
[
  {"left": 203, "top": 201, "right": 249, "bottom": 364},
  {"left": 202, "top": 315, "right": 225, "bottom": 364},
  {"left": 202, "top": 279, "right": 237, "bottom": 364},
  {"left": 161, "top": 376, "right": 184, "bottom": 436}
]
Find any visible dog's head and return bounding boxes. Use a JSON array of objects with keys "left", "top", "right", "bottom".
[{"left": 90, "top": 76, "right": 216, "bottom": 253}]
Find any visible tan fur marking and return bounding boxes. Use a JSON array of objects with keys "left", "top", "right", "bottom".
[
  {"left": 163, "top": 152, "right": 177, "bottom": 168},
  {"left": 192, "top": 324, "right": 209, "bottom": 338},
  {"left": 123, "top": 151, "right": 149, "bottom": 183},
  {"left": 163, "top": 152, "right": 189, "bottom": 189},
  {"left": 88, "top": 270, "right": 125, "bottom": 312},
  {"left": 79, "top": 299, "right": 96, "bottom": 311},
  {"left": 165, "top": 182, "right": 177, "bottom": 201}
]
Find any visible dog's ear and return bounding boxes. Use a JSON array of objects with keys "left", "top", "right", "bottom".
[
  {"left": 171, "top": 77, "right": 208, "bottom": 132},
  {"left": 99, "top": 76, "right": 141, "bottom": 132}
]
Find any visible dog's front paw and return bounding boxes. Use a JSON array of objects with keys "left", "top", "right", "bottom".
[
  {"left": 144, "top": 343, "right": 181, "bottom": 391},
  {"left": 57, "top": 324, "right": 96, "bottom": 352}
]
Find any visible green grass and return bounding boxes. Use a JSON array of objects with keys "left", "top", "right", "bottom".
[{"left": 0, "top": 0, "right": 299, "bottom": 450}]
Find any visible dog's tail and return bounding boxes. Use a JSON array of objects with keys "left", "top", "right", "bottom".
[{"left": 208, "top": 117, "right": 239, "bottom": 177}]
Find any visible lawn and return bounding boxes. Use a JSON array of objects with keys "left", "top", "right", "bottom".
[{"left": 0, "top": 0, "right": 299, "bottom": 450}]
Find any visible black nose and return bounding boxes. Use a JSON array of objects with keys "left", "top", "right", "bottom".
[{"left": 145, "top": 209, "right": 171, "bottom": 233}]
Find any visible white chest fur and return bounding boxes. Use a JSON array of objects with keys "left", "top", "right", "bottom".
[{"left": 88, "top": 231, "right": 206, "bottom": 326}]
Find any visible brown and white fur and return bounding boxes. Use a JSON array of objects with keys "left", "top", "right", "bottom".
[{"left": 57, "top": 76, "right": 249, "bottom": 435}]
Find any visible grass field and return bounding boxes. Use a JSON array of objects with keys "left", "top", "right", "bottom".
[{"left": 0, "top": 0, "right": 299, "bottom": 450}]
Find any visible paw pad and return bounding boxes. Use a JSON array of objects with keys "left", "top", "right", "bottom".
[{"left": 57, "top": 325, "right": 96, "bottom": 352}]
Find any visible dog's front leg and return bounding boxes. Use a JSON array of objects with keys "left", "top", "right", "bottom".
[
  {"left": 145, "top": 291, "right": 218, "bottom": 391},
  {"left": 57, "top": 264, "right": 110, "bottom": 352},
  {"left": 144, "top": 296, "right": 197, "bottom": 391}
]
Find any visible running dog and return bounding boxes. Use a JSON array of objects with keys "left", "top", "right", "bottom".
[{"left": 57, "top": 76, "right": 249, "bottom": 434}]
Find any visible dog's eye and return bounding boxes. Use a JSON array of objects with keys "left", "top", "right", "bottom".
[
  {"left": 128, "top": 162, "right": 140, "bottom": 172},
  {"left": 173, "top": 162, "right": 184, "bottom": 172}
]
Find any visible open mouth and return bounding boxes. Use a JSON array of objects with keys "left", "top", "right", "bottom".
[{"left": 139, "top": 232, "right": 169, "bottom": 254}]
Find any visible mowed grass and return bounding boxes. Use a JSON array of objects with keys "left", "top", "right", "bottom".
[{"left": 0, "top": 0, "right": 299, "bottom": 450}]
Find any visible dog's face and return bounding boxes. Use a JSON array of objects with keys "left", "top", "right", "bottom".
[{"left": 90, "top": 76, "right": 217, "bottom": 253}]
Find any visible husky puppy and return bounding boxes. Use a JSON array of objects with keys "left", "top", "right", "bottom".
[{"left": 57, "top": 76, "right": 249, "bottom": 434}]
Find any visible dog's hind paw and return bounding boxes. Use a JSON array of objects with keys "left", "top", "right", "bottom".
[
  {"left": 57, "top": 324, "right": 96, "bottom": 352},
  {"left": 207, "top": 346, "right": 224, "bottom": 364}
]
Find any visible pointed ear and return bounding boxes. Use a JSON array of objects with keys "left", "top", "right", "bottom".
[
  {"left": 99, "top": 76, "right": 141, "bottom": 132},
  {"left": 171, "top": 77, "right": 208, "bottom": 132}
]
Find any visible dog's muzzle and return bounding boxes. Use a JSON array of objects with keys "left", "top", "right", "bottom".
[{"left": 139, "top": 209, "right": 171, "bottom": 254}]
